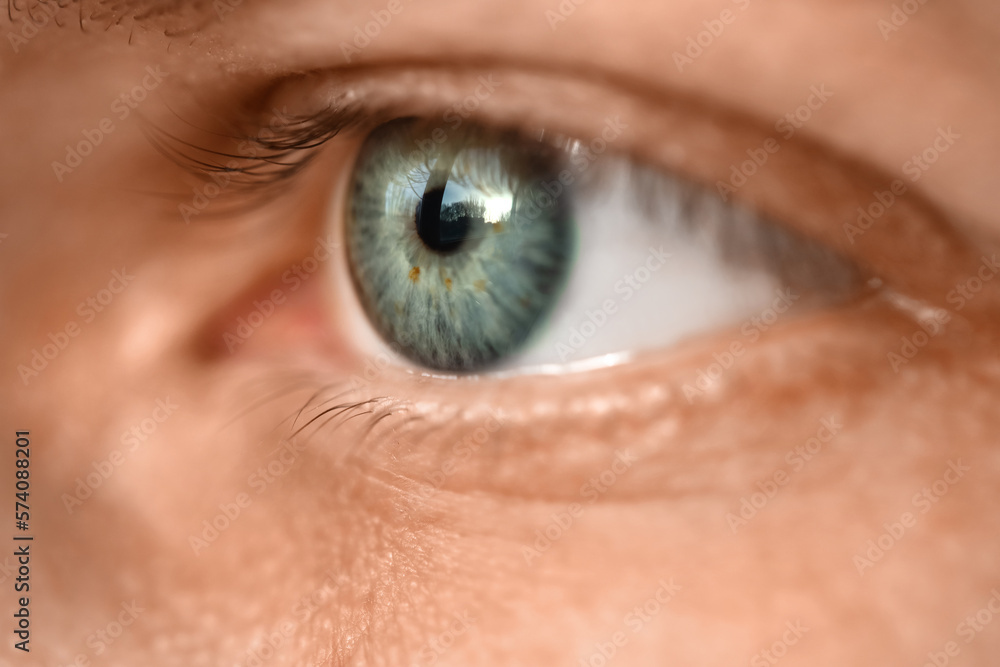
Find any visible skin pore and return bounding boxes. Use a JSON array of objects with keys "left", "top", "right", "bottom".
[{"left": 1, "top": 0, "right": 999, "bottom": 665}]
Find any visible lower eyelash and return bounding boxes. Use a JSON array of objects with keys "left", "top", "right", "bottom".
[{"left": 221, "top": 371, "right": 414, "bottom": 475}]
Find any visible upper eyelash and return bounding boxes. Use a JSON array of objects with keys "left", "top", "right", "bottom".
[
  {"left": 142, "top": 100, "right": 371, "bottom": 205},
  {"left": 150, "top": 91, "right": 863, "bottom": 294},
  {"left": 144, "top": 95, "right": 566, "bottom": 215}
]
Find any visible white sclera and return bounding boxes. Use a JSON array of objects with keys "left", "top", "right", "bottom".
[{"left": 506, "top": 161, "right": 792, "bottom": 370}]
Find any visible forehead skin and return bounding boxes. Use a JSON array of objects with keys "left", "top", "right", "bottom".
[{"left": 0, "top": 1, "right": 999, "bottom": 666}]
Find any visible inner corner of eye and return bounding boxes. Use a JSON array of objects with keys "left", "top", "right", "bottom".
[{"left": 337, "top": 118, "right": 862, "bottom": 374}]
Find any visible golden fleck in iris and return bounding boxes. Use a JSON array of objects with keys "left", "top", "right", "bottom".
[
  {"left": 474, "top": 279, "right": 487, "bottom": 292},
  {"left": 438, "top": 266, "right": 452, "bottom": 290},
  {"left": 408, "top": 266, "right": 420, "bottom": 283}
]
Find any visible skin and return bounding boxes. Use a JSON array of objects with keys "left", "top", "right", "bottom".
[{"left": 1, "top": 0, "right": 999, "bottom": 665}]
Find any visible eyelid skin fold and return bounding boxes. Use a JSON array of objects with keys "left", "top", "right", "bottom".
[{"left": 196, "top": 61, "right": 998, "bottom": 330}]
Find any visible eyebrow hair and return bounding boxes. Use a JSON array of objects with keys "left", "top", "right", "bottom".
[
  {"left": 108, "top": 0, "right": 215, "bottom": 34},
  {"left": 112, "top": 0, "right": 206, "bottom": 22},
  {"left": 7, "top": 0, "right": 215, "bottom": 35}
]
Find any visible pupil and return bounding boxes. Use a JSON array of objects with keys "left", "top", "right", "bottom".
[{"left": 416, "top": 186, "right": 487, "bottom": 254}]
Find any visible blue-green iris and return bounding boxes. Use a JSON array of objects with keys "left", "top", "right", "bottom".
[{"left": 346, "top": 120, "right": 575, "bottom": 371}]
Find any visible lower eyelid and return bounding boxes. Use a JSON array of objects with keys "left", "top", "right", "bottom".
[
  {"left": 195, "top": 137, "right": 982, "bottom": 496},
  {"left": 278, "top": 295, "right": 934, "bottom": 504}
]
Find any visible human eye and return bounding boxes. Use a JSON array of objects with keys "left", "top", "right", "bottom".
[
  {"left": 163, "top": 66, "right": 926, "bottom": 382},
  {"left": 340, "top": 115, "right": 862, "bottom": 374}
]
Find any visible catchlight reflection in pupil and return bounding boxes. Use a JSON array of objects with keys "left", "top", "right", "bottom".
[
  {"left": 408, "top": 150, "right": 516, "bottom": 253},
  {"left": 347, "top": 120, "right": 575, "bottom": 372}
]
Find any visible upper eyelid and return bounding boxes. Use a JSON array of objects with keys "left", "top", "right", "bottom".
[{"left": 166, "top": 60, "right": 986, "bottom": 319}]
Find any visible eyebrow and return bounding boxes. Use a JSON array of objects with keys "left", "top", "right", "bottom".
[
  {"left": 120, "top": 0, "right": 206, "bottom": 22},
  {"left": 120, "top": 0, "right": 211, "bottom": 34},
  {"left": 9, "top": 0, "right": 215, "bottom": 34}
]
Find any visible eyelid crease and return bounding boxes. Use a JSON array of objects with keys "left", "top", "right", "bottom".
[{"left": 161, "top": 60, "right": 1000, "bottom": 324}]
